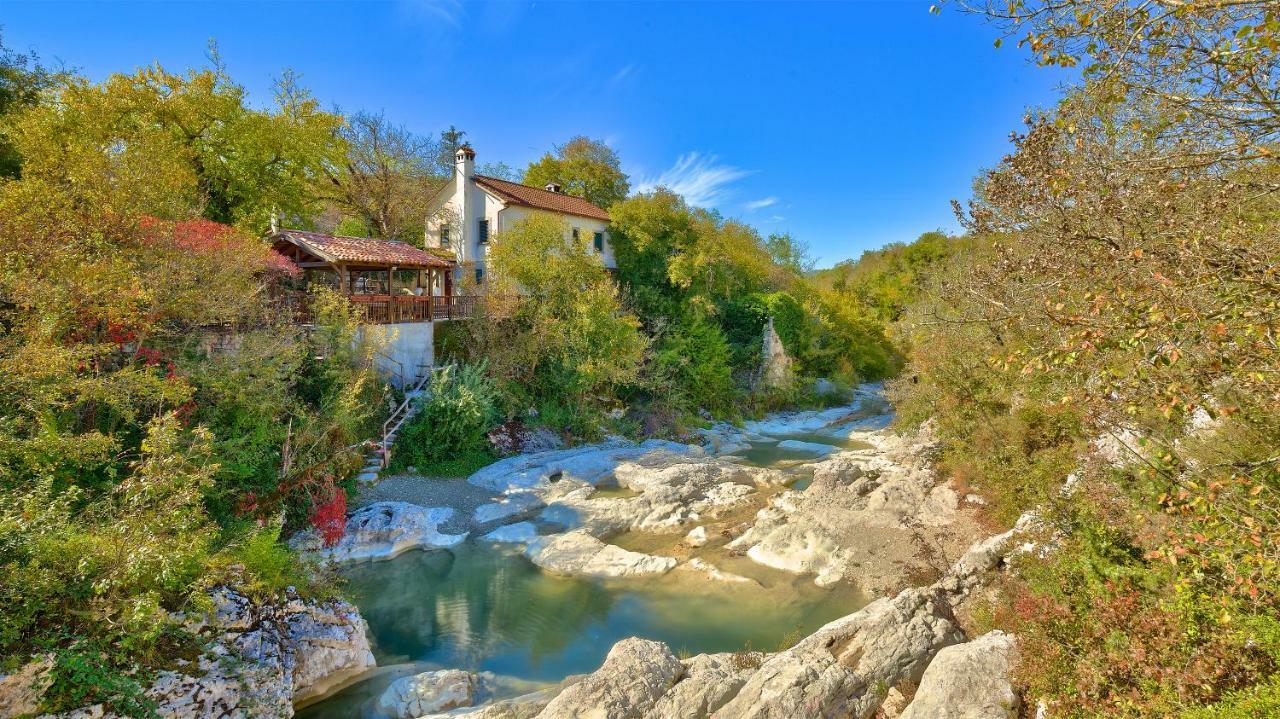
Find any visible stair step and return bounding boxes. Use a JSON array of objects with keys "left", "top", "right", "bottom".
[{"left": 356, "top": 471, "right": 379, "bottom": 484}]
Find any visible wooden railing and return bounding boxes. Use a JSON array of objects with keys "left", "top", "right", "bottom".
[{"left": 281, "top": 293, "right": 485, "bottom": 325}]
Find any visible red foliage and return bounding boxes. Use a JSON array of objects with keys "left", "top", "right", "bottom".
[
  {"left": 265, "top": 250, "right": 302, "bottom": 278},
  {"left": 308, "top": 486, "right": 347, "bottom": 548}
]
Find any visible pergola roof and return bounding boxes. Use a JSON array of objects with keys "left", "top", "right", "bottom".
[{"left": 271, "top": 229, "right": 455, "bottom": 269}]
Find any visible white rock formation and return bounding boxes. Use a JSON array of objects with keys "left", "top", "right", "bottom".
[
  {"left": 538, "top": 638, "right": 684, "bottom": 719},
  {"left": 468, "top": 440, "right": 701, "bottom": 494},
  {"left": 292, "top": 502, "right": 466, "bottom": 563},
  {"left": 898, "top": 631, "right": 1019, "bottom": 719},
  {"left": 45, "top": 589, "right": 374, "bottom": 719},
  {"left": 524, "top": 531, "right": 677, "bottom": 578},
  {"left": 482, "top": 521, "right": 539, "bottom": 544},
  {"left": 378, "top": 669, "right": 479, "bottom": 718}
]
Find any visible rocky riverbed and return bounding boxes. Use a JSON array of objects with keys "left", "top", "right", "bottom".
[
  {"left": 20, "top": 387, "right": 1025, "bottom": 718},
  {"left": 287, "top": 385, "right": 1018, "bottom": 719}
]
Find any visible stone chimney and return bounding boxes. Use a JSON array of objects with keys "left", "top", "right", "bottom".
[
  {"left": 544, "top": 182, "right": 562, "bottom": 193},
  {"left": 455, "top": 144, "right": 475, "bottom": 179}
]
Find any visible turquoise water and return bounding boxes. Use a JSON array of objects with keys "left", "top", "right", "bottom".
[
  {"left": 736, "top": 431, "right": 873, "bottom": 468},
  {"left": 299, "top": 411, "right": 885, "bottom": 717},
  {"left": 297, "top": 540, "right": 863, "bottom": 718}
]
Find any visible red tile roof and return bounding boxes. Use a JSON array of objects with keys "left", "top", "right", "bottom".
[
  {"left": 473, "top": 175, "right": 611, "bottom": 221},
  {"left": 272, "top": 230, "right": 454, "bottom": 268}
]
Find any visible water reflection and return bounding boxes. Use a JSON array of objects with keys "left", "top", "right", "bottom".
[{"left": 300, "top": 541, "right": 862, "bottom": 719}]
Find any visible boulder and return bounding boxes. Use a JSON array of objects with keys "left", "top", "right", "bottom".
[
  {"left": 711, "top": 587, "right": 964, "bottom": 719},
  {"left": 524, "top": 531, "right": 676, "bottom": 578},
  {"left": 378, "top": 669, "right": 478, "bottom": 718},
  {"left": 468, "top": 441, "right": 701, "bottom": 494},
  {"left": 649, "top": 653, "right": 760, "bottom": 718},
  {"left": 685, "top": 526, "right": 709, "bottom": 547},
  {"left": 898, "top": 631, "right": 1019, "bottom": 719},
  {"left": 45, "top": 589, "right": 374, "bottom": 719},
  {"left": 775, "top": 440, "right": 840, "bottom": 457},
  {"left": 475, "top": 492, "right": 544, "bottom": 525},
  {"left": 0, "top": 657, "right": 52, "bottom": 717},
  {"left": 482, "top": 521, "right": 540, "bottom": 544},
  {"left": 292, "top": 502, "right": 466, "bottom": 563},
  {"left": 538, "top": 638, "right": 683, "bottom": 719}
]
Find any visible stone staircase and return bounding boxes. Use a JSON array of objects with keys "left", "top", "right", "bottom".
[{"left": 356, "top": 363, "right": 433, "bottom": 485}]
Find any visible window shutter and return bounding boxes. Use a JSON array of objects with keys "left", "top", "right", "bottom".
[
  {"left": 478, "top": 219, "right": 489, "bottom": 243},
  {"left": 440, "top": 226, "right": 450, "bottom": 247},
  {"left": 593, "top": 232, "right": 604, "bottom": 253}
]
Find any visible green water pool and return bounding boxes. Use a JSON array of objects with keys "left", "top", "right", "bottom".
[
  {"left": 297, "top": 538, "right": 863, "bottom": 717},
  {"left": 299, "top": 425, "right": 873, "bottom": 717}
]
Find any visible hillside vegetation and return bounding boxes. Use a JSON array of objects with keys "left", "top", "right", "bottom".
[{"left": 879, "top": 2, "right": 1280, "bottom": 716}]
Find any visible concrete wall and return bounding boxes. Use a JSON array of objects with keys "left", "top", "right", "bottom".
[{"left": 358, "top": 321, "right": 435, "bottom": 388}]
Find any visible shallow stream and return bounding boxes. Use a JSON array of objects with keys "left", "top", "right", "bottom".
[{"left": 299, "top": 413, "right": 875, "bottom": 718}]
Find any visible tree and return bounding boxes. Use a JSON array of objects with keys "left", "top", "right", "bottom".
[
  {"left": 459, "top": 213, "right": 646, "bottom": 415},
  {"left": 961, "top": 0, "right": 1280, "bottom": 168},
  {"left": 436, "top": 124, "right": 467, "bottom": 175},
  {"left": 0, "top": 32, "right": 62, "bottom": 179},
  {"left": 4, "top": 60, "right": 344, "bottom": 231},
  {"left": 523, "top": 136, "right": 630, "bottom": 208},
  {"left": 324, "top": 111, "right": 445, "bottom": 241}
]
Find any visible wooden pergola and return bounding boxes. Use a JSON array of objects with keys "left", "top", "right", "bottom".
[{"left": 271, "top": 229, "right": 477, "bottom": 323}]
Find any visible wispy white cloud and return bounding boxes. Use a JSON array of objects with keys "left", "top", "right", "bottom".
[
  {"left": 744, "top": 196, "right": 778, "bottom": 211},
  {"left": 635, "top": 152, "right": 752, "bottom": 208},
  {"left": 396, "top": 0, "right": 466, "bottom": 27},
  {"left": 609, "top": 63, "right": 637, "bottom": 86}
]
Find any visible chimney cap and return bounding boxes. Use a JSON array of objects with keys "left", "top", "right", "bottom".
[
  {"left": 544, "top": 182, "right": 562, "bottom": 193},
  {"left": 456, "top": 145, "right": 476, "bottom": 160}
]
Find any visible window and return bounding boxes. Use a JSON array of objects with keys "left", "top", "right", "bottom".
[
  {"left": 593, "top": 232, "right": 604, "bottom": 253},
  {"left": 475, "top": 266, "right": 485, "bottom": 284},
  {"left": 478, "top": 219, "right": 489, "bottom": 244},
  {"left": 440, "top": 226, "right": 450, "bottom": 248},
  {"left": 572, "top": 227, "right": 580, "bottom": 242}
]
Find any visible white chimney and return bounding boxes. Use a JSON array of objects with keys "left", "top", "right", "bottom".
[
  {"left": 456, "top": 144, "right": 475, "bottom": 179},
  {"left": 544, "top": 182, "right": 562, "bottom": 193}
]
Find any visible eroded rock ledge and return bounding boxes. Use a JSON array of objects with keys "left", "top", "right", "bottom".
[
  {"left": 430, "top": 520, "right": 1026, "bottom": 719},
  {"left": 40, "top": 589, "right": 375, "bottom": 719}
]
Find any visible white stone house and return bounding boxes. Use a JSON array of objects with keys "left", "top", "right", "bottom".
[{"left": 424, "top": 145, "right": 615, "bottom": 286}]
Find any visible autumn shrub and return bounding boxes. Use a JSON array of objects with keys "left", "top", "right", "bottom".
[{"left": 392, "top": 363, "right": 500, "bottom": 474}]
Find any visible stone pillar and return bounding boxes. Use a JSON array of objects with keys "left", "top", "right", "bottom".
[{"left": 759, "top": 317, "right": 793, "bottom": 389}]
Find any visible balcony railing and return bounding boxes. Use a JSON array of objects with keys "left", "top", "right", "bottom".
[{"left": 279, "top": 293, "right": 487, "bottom": 325}]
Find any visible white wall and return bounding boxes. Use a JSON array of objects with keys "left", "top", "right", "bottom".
[
  {"left": 359, "top": 322, "right": 434, "bottom": 388},
  {"left": 424, "top": 154, "right": 618, "bottom": 284}
]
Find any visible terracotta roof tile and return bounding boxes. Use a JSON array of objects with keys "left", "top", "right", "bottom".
[
  {"left": 273, "top": 230, "right": 454, "bottom": 268},
  {"left": 473, "top": 175, "right": 611, "bottom": 221}
]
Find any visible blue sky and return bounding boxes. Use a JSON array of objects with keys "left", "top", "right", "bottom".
[{"left": 3, "top": 1, "right": 1068, "bottom": 267}]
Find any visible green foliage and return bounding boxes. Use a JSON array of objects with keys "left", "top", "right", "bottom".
[
  {"left": 651, "top": 315, "right": 737, "bottom": 415},
  {"left": 44, "top": 642, "right": 158, "bottom": 718},
  {"left": 811, "top": 230, "right": 966, "bottom": 323},
  {"left": 392, "top": 363, "right": 500, "bottom": 473},
  {"left": 458, "top": 213, "right": 647, "bottom": 422},
  {"left": 0, "top": 33, "right": 62, "bottom": 179},
  {"left": 522, "top": 136, "right": 630, "bottom": 209}
]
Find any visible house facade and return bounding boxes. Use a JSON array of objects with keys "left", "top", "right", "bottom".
[{"left": 425, "top": 145, "right": 615, "bottom": 285}]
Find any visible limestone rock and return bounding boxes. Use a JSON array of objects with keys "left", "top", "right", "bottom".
[
  {"left": 482, "top": 521, "right": 539, "bottom": 544},
  {"left": 898, "top": 631, "right": 1019, "bottom": 719},
  {"left": 378, "top": 669, "right": 478, "bottom": 718},
  {"left": 648, "top": 653, "right": 759, "bottom": 718},
  {"left": 711, "top": 587, "right": 964, "bottom": 719},
  {"left": 0, "top": 657, "right": 52, "bottom": 717},
  {"left": 685, "top": 526, "right": 708, "bottom": 547},
  {"left": 525, "top": 531, "right": 676, "bottom": 578},
  {"left": 468, "top": 440, "right": 701, "bottom": 494},
  {"left": 292, "top": 502, "right": 467, "bottom": 563},
  {"left": 538, "top": 638, "right": 683, "bottom": 719},
  {"left": 475, "top": 491, "right": 544, "bottom": 525},
  {"left": 45, "top": 589, "right": 374, "bottom": 719}
]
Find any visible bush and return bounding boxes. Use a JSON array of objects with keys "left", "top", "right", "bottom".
[
  {"left": 650, "top": 315, "right": 737, "bottom": 415},
  {"left": 392, "top": 363, "right": 499, "bottom": 474}
]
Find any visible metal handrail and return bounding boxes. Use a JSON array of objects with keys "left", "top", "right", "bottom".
[
  {"left": 379, "top": 370, "right": 432, "bottom": 469},
  {"left": 371, "top": 347, "right": 407, "bottom": 389}
]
